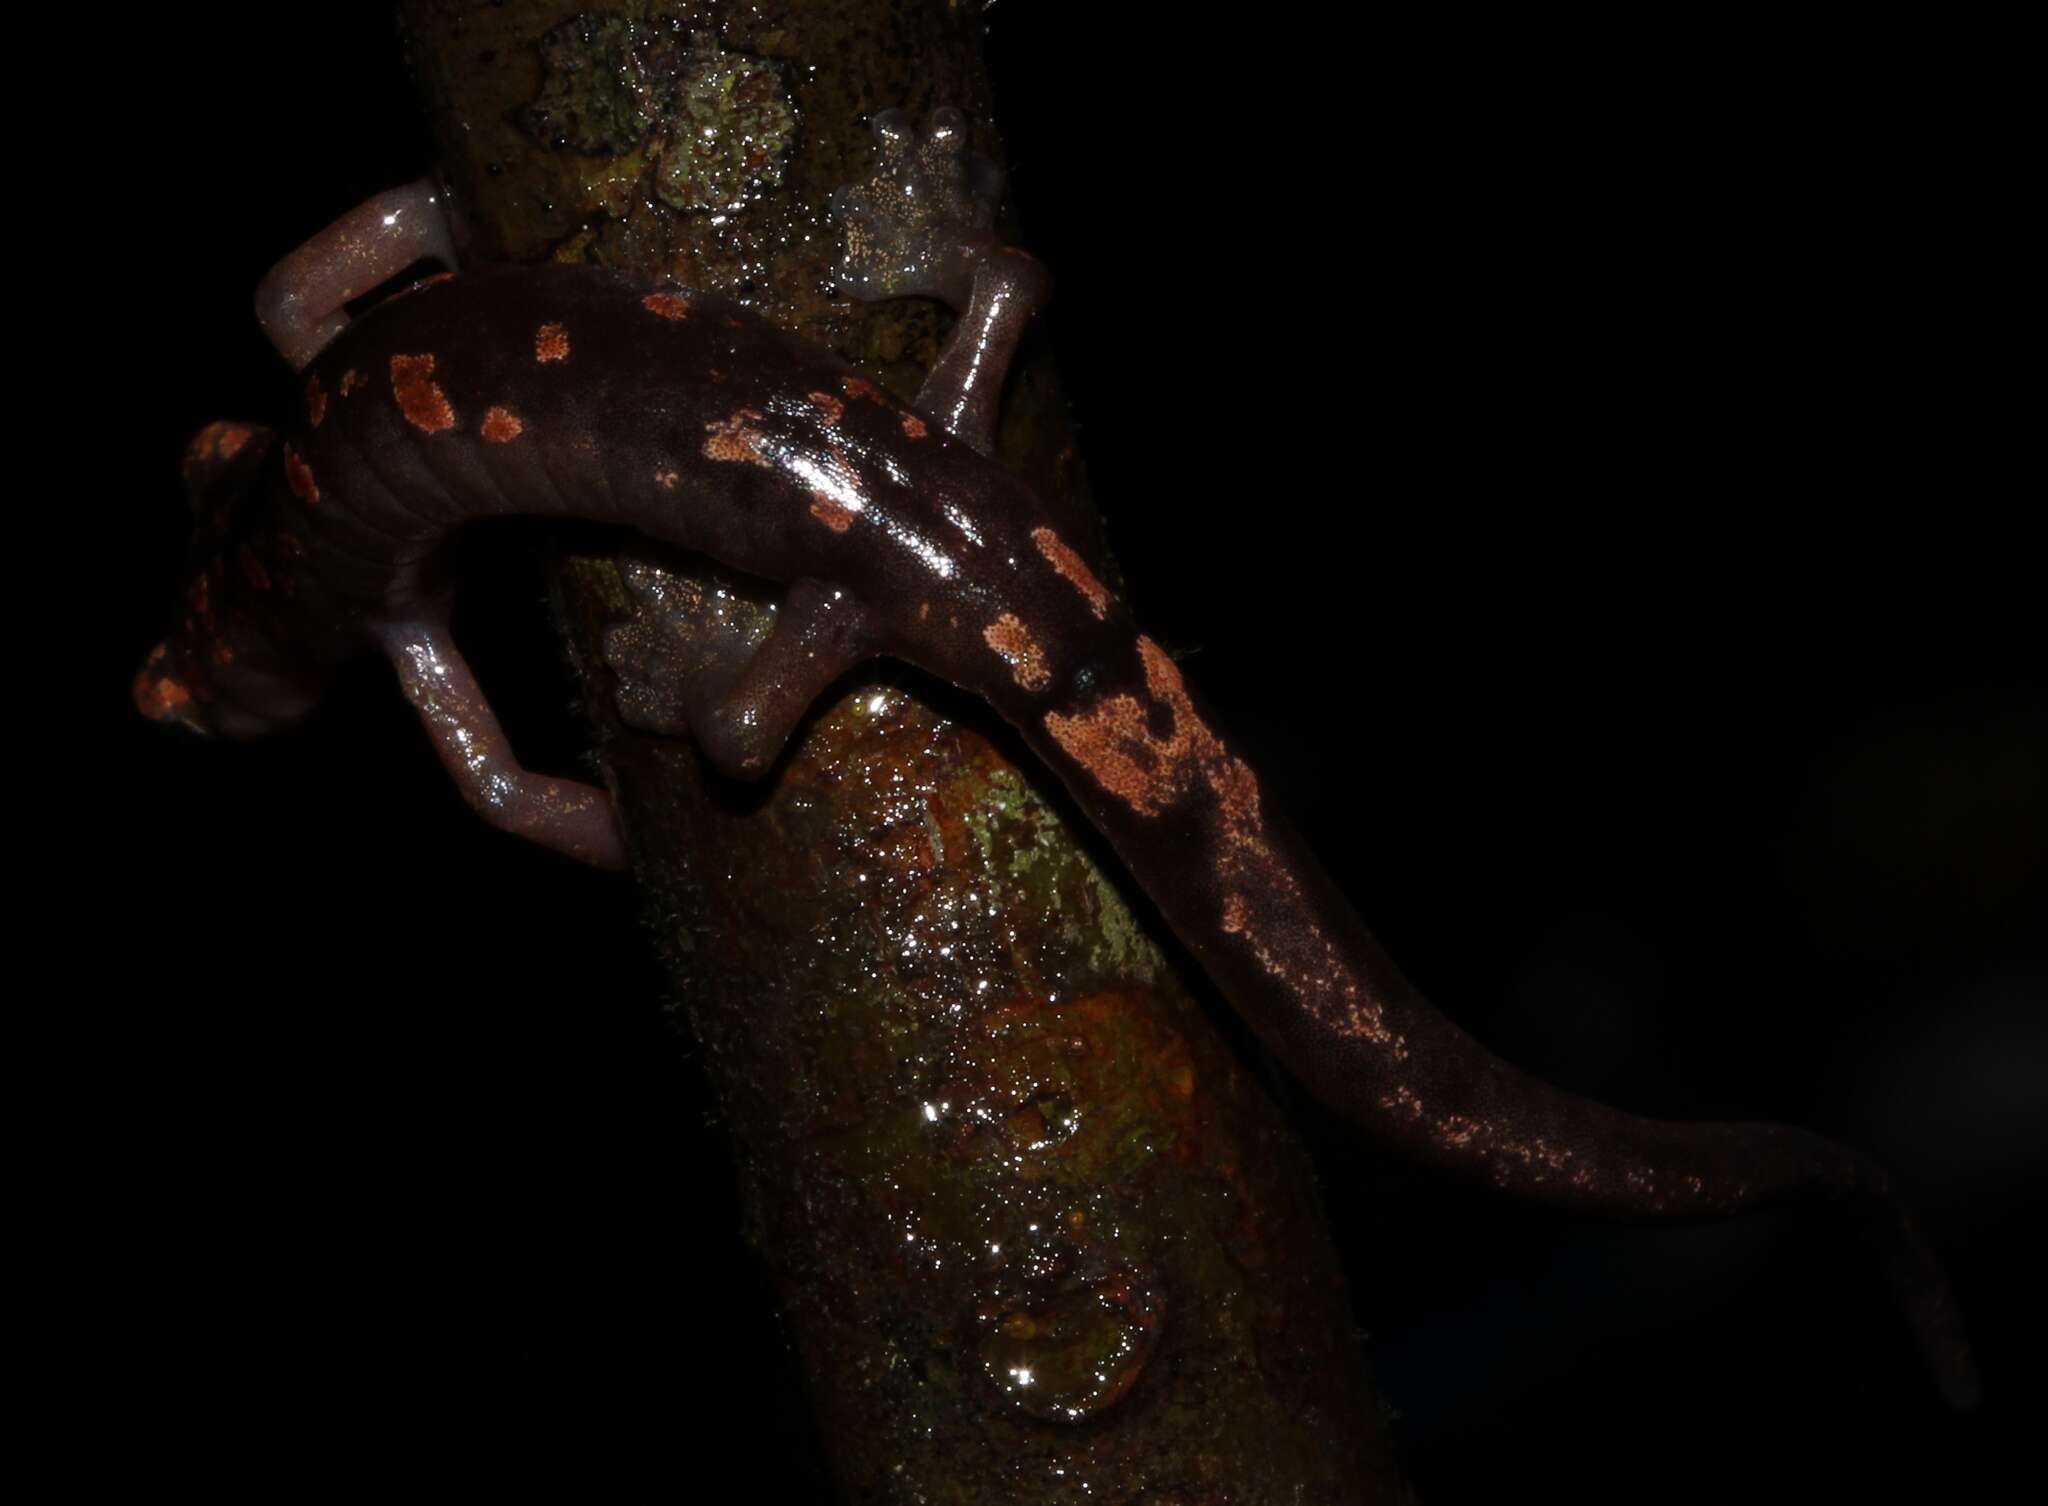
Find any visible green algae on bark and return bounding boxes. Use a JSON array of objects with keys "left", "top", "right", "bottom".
[{"left": 398, "top": 1, "right": 1412, "bottom": 1498}]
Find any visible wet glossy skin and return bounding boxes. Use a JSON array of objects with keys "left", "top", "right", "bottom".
[{"left": 137, "top": 111, "right": 1977, "bottom": 1412}]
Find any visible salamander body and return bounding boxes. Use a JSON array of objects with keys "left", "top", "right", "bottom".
[{"left": 137, "top": 110, "right": 1977, "bottom": 1409}]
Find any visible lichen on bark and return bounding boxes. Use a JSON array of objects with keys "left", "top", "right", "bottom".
[{"left": 397, "top": 1, "right": 1412, "bottom": 1498}]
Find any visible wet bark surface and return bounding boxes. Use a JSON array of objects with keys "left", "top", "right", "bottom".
[{"left": 396, "top": 2, "right": 1408, "bottom": 1499}]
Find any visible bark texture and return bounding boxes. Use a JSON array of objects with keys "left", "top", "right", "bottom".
[{"left": 397, "top": 3, "right": 1411, "bottom": 1499}]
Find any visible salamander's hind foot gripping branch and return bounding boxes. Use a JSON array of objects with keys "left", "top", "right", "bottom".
[{"left": 833, "top": 107, "right": 1049, "bottom": 453}]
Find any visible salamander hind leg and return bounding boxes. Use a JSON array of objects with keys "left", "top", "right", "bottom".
[
  {"left": 602, "top": 554, "right": 778, "bottom": 739},
  {"left": 832, "top": 106, "right": 1050, "bottom": 452},
  {"left": 603, "top": 566, "right": 878, "bottom": 782},
  {"left": 381, "top": 616, "right": 626, "bottom": 869}
]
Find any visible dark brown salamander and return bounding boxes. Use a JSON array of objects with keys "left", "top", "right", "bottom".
[{"left": 136, "top": 109, "right": 1977, "bottom": 1408}]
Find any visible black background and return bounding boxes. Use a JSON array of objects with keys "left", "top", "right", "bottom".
[{"left": 22, "top": 4, "right": 2042, "bottom": 1499}]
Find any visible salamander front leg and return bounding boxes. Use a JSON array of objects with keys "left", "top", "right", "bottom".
[
  {"left": 833, "top": 107, "right": 1050, "bottom": 453},
  {"left": 254, "top": 179, "right": 458, "bottom": 372},
  {"left": 382, "top": 617, "right": 626, "bottom": 869}
]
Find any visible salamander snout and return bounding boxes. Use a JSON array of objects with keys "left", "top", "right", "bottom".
[{"left": 132, "top": 642, "right": 212, "bottom": 736}]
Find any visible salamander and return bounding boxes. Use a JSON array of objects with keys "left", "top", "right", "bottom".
[{"left": 136, "top": 108, "right": 1978, "bottom": 1408}]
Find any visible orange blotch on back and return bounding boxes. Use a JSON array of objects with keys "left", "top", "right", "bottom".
[
  {"left": 339, "top": 369, "right": 364, "bottom": 397},
  {"left": 808, "top": 391, "right": 845, "bottom": 424},
  {"left": 305, "top": 375, "right": 327, "bottom": 427},
  {"left": 642, "top": 291, "right": 691, "bottom": 320},
  {"left": 983, "top": 612, "right": 1052, "bottom": 691},
  {"left": 1031, "top": 527, "right": 1111, "bottom": 619},
  {"left": 390, "top": 353, "right": 457, "bottom": 433},
  {"left": 535, "top": 322, "right": 570, "bottom": 362},
  {"left": 810, "top": 495, "right": 858, "bottom": 532},
  {"left": 480, "top": 405, "right": 525, "bottom": 443},
  {"left": 282, "top": 443, "right": 319, "bottom": 504},
  {"left": 901, "top": 413, "right": 928, "bottom": 440},
  {"left": 702, "top": 409, "right": 770, "bottom": 466}
]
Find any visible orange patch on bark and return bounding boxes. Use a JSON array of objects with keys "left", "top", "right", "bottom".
[
  {"left": 480, "top": 405, "right": 524, "bottom": 443},
  {"left": 282, "top": 443, "right": 319, "bottom": 504},
  {"left": 642, "top": 291, "right": 690, "bottom": 320},
  {"left": 1031, "top": 527, "right": 1111, "bottom": 619},
  {"left": 535, "top": 322, "right": 570, "bottom": 362},
  {"left": 305, "top": 375, "right": 327, "bottom": 427},
  {"left": 983, "top": 612, "right": 1052, "bottom": 691},
  {"left": 390, "top": 354, "right": 456, "bottom": 433}
]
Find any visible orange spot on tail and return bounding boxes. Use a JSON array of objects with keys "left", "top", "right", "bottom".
[
  {"left": 305, "top": 375, "right": 327, "bottom": 427},
  {"left": 983, "top": 613, "right": 1052, "bottom": 691},
  {"left": 1032, "top": 527, "right": 1111, "bottom": 619},
  {"left": 642, "top": 291, "right": 690, "bottom": 321},
  {"left": 535, "top": 322, "right": 570, "bottom": 362}
]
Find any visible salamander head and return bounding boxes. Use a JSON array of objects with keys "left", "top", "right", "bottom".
[
  {"left": 132, "top": 641, "right": 212, "bottom": 736},
  {"left": 132, "top": 637, "right": 317, "bottom": 739}
]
